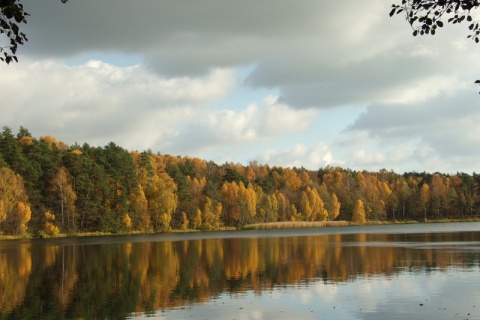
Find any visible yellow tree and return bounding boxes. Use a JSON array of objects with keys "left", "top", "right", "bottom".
[
  {"left": 266, "top": 193, "right": 279, "bottom": 222},
  {"left": 51, "top": 166, "right": 77, "bottom": 231},
  {"left": 446, "top": 175, "right": 463, "bottom": 217},
  {"left": 352, "top": 199, "right": 366, "bottom": 223},
  {"left": 202, "top": 197, "right": 222, "bottom": 230},
  {"left": 301, "top": 187, "right": 327, "bottom": 221},
  {"left": 0, "top": 200, "right": 5, "bottom": 224},
  {"left": 430, "top": 174, "right": 446, "bottom": 219},
  {"left": 299, "top": 170, "right": 313, "bottom": 188},
  {"left": 40, "top": 135, "right": 69, "bottom": 150},
  {"left": 300, "top": 190, "right": 313, "bottom": 220},
  {"left": 378, "top": 181, "right": 392, "bottom": 219},
  {"left": 357, "top": 172, "right": 384, "bottom": 220},
  {"left": 180, "top": 212, "right": 189, "bottom": 230},
  {"left": 12, "top": 202, "right": 31, "bottom": 235},
  {"left": 122, "top": 213, "right": 132, "bottom": 230},
  {"left": 330, "top": 193, "right": 341, "bottom": 221},
  {"left": 257, "top": 193, "right": 279, "bottom": 223},
  {"left": 43, "top": 210, "right": 60, "bottom": 236},
  {"left": 283, "top": 169, "right": 302, "bottom": 192},
  {"left": 309, "top": 187, "right": 327, "bottom": 221},
  {"left": 146, "top": 173, "right": 177, "bottom": 232},
  {"left": 245, "top": 166, "right": 256, "bottom": 184},
  {"left": 239, "top": 182, "right": 257, "bottom": 226},
  {"left": 187, "top": 176, "right": 206, "bottom": 220},
  {"left": 131, "top": 184, "right": 150, "bottom": 231},
  {"left": 419, "top": 183, "right": 430, "bottom": 221},
  {"left": 213, "top": 201, "right": 223, "bottom": 229},
  {"left": 290, "top": 204, "right": 301, "bottom": 221},
  {"left": 0, "top": 167, "right": 32, "bottom": 235},
  {"left": 192, "top": 208, "right": 202, "bottom": 230},
  {"left": 201, "top": 197, "right": 214, "bottom": 230},
  {"left": 274, "top": 191, "right": 290, "bottom": 221}
]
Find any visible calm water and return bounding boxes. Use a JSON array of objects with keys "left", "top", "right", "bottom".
[{"left": 1, "top": 222, "right": 480, "bottom": 320}]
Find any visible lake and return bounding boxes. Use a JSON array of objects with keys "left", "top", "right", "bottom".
[{"left": 1, "top": 222, "right": 480, "bottom": 319}]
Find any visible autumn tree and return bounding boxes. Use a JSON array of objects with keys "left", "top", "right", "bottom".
[
  {"left": 51, "top": 166, "right": 77, "bottom": 231},
  {"left": 180, "top": 211, "right": 189, "bottom": 230},
  {"left": 257, "top": 193, "right": 279, "bottom": 223},
  {"left": 446, "top": 175, "right": 465, "bottom": 217},
  {"left": 299, "top": 170, "right": 313, "bottom": 188},
  {"left": 187, "top": 176, "right": 206, "bottom": 226},
  {"left": 352, "top": 199, "right": 367, "bottom": 223},
  {"left": 330, "top": 193, "right": 341, "bottom": 221},
  {"left": 192, "top": 208, "right": 202, "bottom": 229},
  {"left": 202, "top": 196, "right": 222, "bottom": 230},
  {"left": 122, "top": 213, "right": 132, "bottom": 231},
  {"left": 300, "top": 190, "right": 312, "bottom": 220},
  {"left": 430, "top": 174, "right": 446, "bottom": 218},
  {"left": 419, "top": 183, "right": 430, "bottom": 221},
  {"left": 0, "top": 167, "right": 31, "bottom": 234},
  {"left": 201, "top": 198, "right": 215, "bottom": 230},
  {"left": 283, "top": 169, "right": 302, "bottom": 192},
  {"left": 238, "top": 182, "right": 257, "bottom": 225},
  {"left": 220, "top": 181, "right": 238, "bottom": 226},
  {"left": 356, "top": 172, "right": 387, "bottom": 221},
  {"left": 145, "top": 173, "right": 177, "bottom": 232},
  {"left": 130, "top": 184, "right": 150, "bottom": 231},
  {"left": 300, "top": 186, "right": 327, "bottom": 221},
  {"left": 43, "top": 210, "right": 59, "bottom": 236},
  {"left": 274, "top": 191, "right": 291, "bottom": 221}
]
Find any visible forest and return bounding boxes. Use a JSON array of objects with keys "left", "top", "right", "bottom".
[{"left": 0, "top": 126, "right": 479, "bottom": 236}]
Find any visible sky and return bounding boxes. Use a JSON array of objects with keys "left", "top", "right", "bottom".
[{"left": 1, "top": 0, "right": 480, "bottom": 174}]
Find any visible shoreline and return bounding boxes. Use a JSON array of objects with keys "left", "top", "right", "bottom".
[{"left": 1, "top": 218, "right": 480, "bottom": 241}]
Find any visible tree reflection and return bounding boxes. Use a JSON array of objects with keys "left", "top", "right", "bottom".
[{"left": 1, "top": 231, "right": 479, "bottom": 318}]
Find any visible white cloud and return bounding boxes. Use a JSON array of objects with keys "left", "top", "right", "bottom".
[
  {"left": 259, "top": 143, "right": 333, "bottom": 169},
  {"left": 380, "top": 75, "right": 469, "bottom": 105},
  {"left": 162, "top": 97, "right": 318, "bottom": 155},
  {"left": 0, "top": 59, "right": 234, "bottom": 147}
]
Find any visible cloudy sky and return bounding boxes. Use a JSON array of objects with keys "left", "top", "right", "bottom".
[{"left": 1, "top": 0, "right": 479, "bottom": 173}]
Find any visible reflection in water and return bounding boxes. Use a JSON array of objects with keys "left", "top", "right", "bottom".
[{"left": 0, "top": 228, "right": 480, "bottom": 319}]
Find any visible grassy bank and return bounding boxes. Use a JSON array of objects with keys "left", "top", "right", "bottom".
[
  {"left": 1, "top": 219, "right": 480, "bottom": 240},
  {"left": 242, "top": 221, "right": 350, "bottom": 230},
  {"left": 243, "top": 218, "right": 480, "bottom": 230}
]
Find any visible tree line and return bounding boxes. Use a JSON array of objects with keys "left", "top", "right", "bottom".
[{"left": 0, "top": 126, "right": 479, "bottom": 236}]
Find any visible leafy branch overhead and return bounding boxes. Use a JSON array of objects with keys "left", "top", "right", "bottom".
[
  {"left": 0, "top": 0, "right": 67, "bottom": 64},
  {"left": 390, "top": 0, "right": 480, "bottom": 41},
  {"left": 0, "top": 0, "right": 28, "bottom": 64},
  {"left": 391, "top": 0, "right": 480, "bottom": 91}
]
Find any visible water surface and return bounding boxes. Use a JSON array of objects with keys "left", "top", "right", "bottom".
[{"left": 1, "top": 222, "right": 479, "bottom": 319}]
